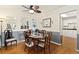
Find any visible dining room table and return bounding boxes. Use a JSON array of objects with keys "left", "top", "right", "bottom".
[
  {"left": 29, "top": 34, "right": 44, "bottom": 53},
  {"left": 28, "top": 32, "right": 51, "bottom": 54},
  {"left": 29, "top": 34, "right": 44, "bottom": 45}
]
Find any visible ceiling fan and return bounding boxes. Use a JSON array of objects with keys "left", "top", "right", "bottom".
[{"left": 22, "top": 5, "right": 42, "bottom": 14}]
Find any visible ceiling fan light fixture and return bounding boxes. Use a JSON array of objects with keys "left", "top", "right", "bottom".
[
  {"left": 33, "top": 5, "right": 39, "bottom": 10},
  {"left": 29, "top": 10, "right": 34, "bottom": 14}
]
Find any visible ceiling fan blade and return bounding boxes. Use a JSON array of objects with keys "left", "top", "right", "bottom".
[
  {"left": 30, "top": 5, "right": 33, "bottom": 9},
  {"left": 22, "top": 5, "right": 30, "bottom": 9},
  {"left": 22, "top": 5, "right": 41, "bottom": 14},
  {"left": 34, "top": 10, "right": 41, "bottom": 13},
  {"left": 32, "top": 5, "right": 39, "bottom": 10}
]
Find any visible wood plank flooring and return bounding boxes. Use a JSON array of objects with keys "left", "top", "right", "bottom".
[
  {"left": 62, "top": 36, "right": 76, "bottom": 49},
  {"left": 0, "top": 41, "right": 78, "bottom": 54}
]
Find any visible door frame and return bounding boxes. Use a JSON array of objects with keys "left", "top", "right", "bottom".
[{"left": 59, "top": 9, "right": 77, "bottom": 49}]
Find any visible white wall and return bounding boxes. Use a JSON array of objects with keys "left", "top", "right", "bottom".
[
  {"left": 24, "top": 5, "right": 78, "bottom": 33},
  {"left": 17, "top": 5, "right": 79, "bottom": 34},
  {"left": 23, "top": 5, "right": 64, "bottom": 32},
  {"left": 28, "top": 5, "right": 79, "bottom": 38},
  {"left": 0, "top": 5, "right": 79, "bottom": 34},
  {"left": 0, "top": 5, "right": 25, "bottom": 31},
  {"left": 39, "top": 6, "right": 79, "bottom": 35}
]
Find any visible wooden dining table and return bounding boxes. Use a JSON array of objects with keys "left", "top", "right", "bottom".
[
  {"left": 29, "top": 34, "right": 44, "bottom": 45},
  {"left": 29, "top": 34, "right": 43, "bottom": 39},
  {"left": 29, "top": 34, "right": 50, "bottom": 53},
  {"left": 29, "top": 34, "right": 44, "bottom": 53}
]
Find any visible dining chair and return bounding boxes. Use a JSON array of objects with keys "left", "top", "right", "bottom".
[
  {"left": 45, "top": 32, "right": 51, "bottom": 53},
  {"left": 39, "top": 30, "right": 47, "bottom": 42},
  {"left": 38, "top": 31, "right": 51, "bottom": 54},
  {"left": 24, "top": 30, "right": 35, "bottom": 53},
  {"left": 36, "top": 30, "right": 46, "bottom": 53},
  {"left": 4, "top": 29, "right": 17, "bottom": 49}
]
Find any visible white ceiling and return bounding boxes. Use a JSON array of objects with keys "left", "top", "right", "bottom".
[
  {"left": 21, "top": 5, "right": 65, "bottom": 14},
  {"left": 22, "top": 5, "right": 65, "bottom": 11},
  {"left": 0, "top": 5, "right": 65, "bottom": 17},
  {"left": 40, "top": 5, "right": 64, "bottom": 10},
  {"left": 0, "top": 5, "right": 64, "bottom": 12}
]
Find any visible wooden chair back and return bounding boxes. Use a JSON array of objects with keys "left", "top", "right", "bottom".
[
  {"left": 44, "top": 32, "right": 51, "bottom": 53},
  {"left": 41, "top": 30, "right": 47, "bottom": 37}
]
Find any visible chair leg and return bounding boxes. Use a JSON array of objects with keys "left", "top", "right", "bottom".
[
  {"left": 24, "top": 45, "right": 30, "bottom": 54},
  {"left": 44, "top": 46, "right": 46, "bottom": 54},
  {"left": 33, "top": 46, "right": 36, "bottom": 54},
  {"left": 36, "top": 45, "right": 38, "bottom": 54},
  {"left": 49, "top": 45, "right": 51, "bottom": 54},
  {"left": 27, "top": 47, "right": 30, "bottom": 54},
  {"left": 24, "top": 45, "right": 27, "bottom": 51},
  {"left": 16, "top": 40, "right": 17, "bottom": 46},
  {"left": 5, "top": 43, "right": 7, "bottom": 50},
  {"left": 5, "top": 46, "right": 7, "bottom": 49}
]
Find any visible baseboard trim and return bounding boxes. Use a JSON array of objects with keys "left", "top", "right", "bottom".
[{"left": 50, "top": 41, "right": 61, "bottom": 45}]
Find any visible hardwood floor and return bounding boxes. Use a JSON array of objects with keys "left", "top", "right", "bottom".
[
  {"left": 62, "top": 36, "right": 76, "bottom": 49},
  {"left": 0, "top": 41, "right": 78, "bottom": 54}
]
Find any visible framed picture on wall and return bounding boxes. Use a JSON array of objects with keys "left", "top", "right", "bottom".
[{"left": 43, "top": 18, "right": 51, "bottom": 27}]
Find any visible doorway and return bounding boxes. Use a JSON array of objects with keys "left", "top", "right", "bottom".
[{"left": 60, "top": 10, "right": 77, "bottom": 49}]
